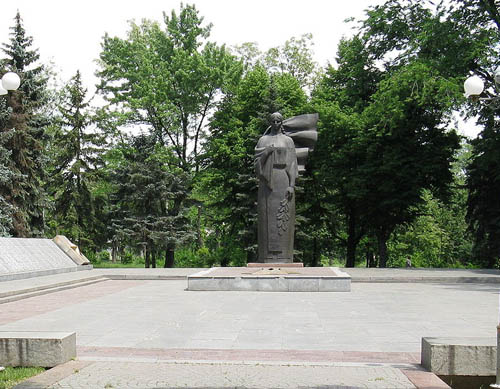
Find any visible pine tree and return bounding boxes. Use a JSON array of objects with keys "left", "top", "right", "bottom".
[
  {"left": 0, "top": 11, "right": 51, "bottom": 237},
  {"left": 47, "top": 70, "right": 105, "bottom": 249},
  {"left": 109, "top": 135, "right": 194, "bottom": 268},
  {"left": 0, "top": 130, "right": 17, "bottom": 236}
]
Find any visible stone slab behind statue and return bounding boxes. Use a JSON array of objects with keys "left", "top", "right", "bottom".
[{"left": 0, "top": 236, "right": 91, "bottom": 282}]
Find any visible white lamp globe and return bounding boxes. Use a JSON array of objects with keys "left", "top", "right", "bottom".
[
  {"left": 0, "top": 84, "right": 7, "bottom": 95},
  {"left": 464, "top": 75, "right": 484, "bottom": 98},
  {"left": 1, "top": 72, "right": 21, "bottom": 91}
]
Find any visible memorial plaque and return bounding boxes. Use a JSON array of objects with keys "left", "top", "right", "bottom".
[{"left": 0, "top": 237, "right": 77, "bottom": 276}]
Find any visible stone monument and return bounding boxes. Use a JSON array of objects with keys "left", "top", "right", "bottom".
[
  {"left": 254, "top": 112, "right": 318, "bottom": 264},
  {"left": 188, "top": 112, "right": 351, "bottom": 292},
  {"left": 0, "top": 235, "right": 91, "bottom": 281}
]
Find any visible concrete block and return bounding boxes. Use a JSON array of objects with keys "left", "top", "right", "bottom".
[
  {"left": 0, "top": 331, "right": 76, "bottom": 367},
  {"left": 188, "top": 278, "right": 218, "bottom": 291},
  {"left": 277, "top": 276, "right": 289, "bottom": 291},
  {"left": 53, "top": 235, "right": 90, "bottom": 265},
  {"left": 288, "top": 277, "right": 319, "bottom": 292},
  {"left": 422, "top": 337, "right": 496, "bottom": 376},
  {"left": 258, "top": 277, "right": 283, "bottom": 291},
  {"left": 319, "top": 277, "right": 351, "bottom": 292},
  {"left": 232, "top": 277, "right": 258, "bottom": 291}
]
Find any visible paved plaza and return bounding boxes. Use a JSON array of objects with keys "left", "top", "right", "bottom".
[{"left": 0, "top": 268, "right": 498, "bottom": 388}]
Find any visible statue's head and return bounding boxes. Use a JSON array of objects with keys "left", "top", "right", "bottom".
[{"left": 269, "top": 112, "right": 283, "bottom": 131}]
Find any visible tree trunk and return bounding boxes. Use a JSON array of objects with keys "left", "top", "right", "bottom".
[
  {"left": 365, "top": 251, "right": 376, "bottom": 268},
  {"left": 111, "top": 240, "right": 117, "bottom": 263},
  {"left": 377, "top": 231, "right": 389, "bottom": 268},
  {"left": 311, "top": 237, "right": 318, "bottom": 267},
  {"left": 151, "top": 249, "right": 156, "bottom": 268},
  {"left": 145, "top": 247, "right": 150, "bottom": 268},
  {"left": 196, "top": 205, "right": 203, "bottom": 249},
  {"left": 221, "top": 255, "right": 230, "bottom": 267},
  {"left": 345, "top": 212, "right": 358, "bottom": 268},
  {"left": 164, "top": 245, "right": 175, "bottom": 268}
]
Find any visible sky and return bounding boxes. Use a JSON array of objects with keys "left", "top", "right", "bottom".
[{"left": 0, "top": 0, "right": 480, "bottom": 137}]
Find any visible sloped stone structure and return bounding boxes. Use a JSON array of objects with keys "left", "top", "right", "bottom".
[{"left": 0, "top": 236, "right": 91, "bottom": 281}]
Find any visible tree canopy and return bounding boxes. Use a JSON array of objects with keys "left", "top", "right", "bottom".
[{"left": 1, "top": 2, "right": 498, "bottom": 269}]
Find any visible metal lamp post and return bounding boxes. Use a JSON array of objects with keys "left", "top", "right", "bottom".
[
  {"left": 464, "top": 70, "right": 500, "bottom": 388},
  {"left": 0, "top": 71, "right": 20, "bottom": 373}
]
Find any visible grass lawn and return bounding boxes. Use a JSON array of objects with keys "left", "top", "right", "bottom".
[{"left": 0, "top": 367, "right": 45, "bottom": 389}]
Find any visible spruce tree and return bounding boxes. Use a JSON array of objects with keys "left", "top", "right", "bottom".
[
  {"left": 0, "top": 11, "right": 50, "bottom": 237},
  {"left": 0, "top": 130, "right": 17, "bottom": 236},
  {"left": 109, "top": 135, "right": 194, "bottom": 268},
  {"left": 47, "top": 70, "right": 105, "bottom": 249}
]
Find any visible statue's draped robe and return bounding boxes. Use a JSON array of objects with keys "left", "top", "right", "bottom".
[{"left": 254, "top": 113, "right": 318, "bottom": 263}]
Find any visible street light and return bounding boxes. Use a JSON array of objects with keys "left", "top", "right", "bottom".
[
  {"left": 464, "top": 75, "right": 485, "bottom": 98},
  {"left": 464, "top": 68, "right": 500, "bottom": 102},
  {"left": 463, "top": 70, "right": 500, "bottom": 389},
  {"left": 0, "top": 70, "right": 20, "bottom": 375},
  {"left": 0, "top": 71, "right": 21, "bottom": 95}
]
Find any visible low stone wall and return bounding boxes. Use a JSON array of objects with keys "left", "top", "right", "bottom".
[{"left": 0, "top": 331, "right": 76, "bottom": 367}]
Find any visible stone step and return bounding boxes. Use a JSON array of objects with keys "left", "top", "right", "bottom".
[{"left": 0, "top": 276, "right": 108, "bottom": 304}]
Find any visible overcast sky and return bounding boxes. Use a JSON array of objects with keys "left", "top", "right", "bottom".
[{"left": 0, "top": 0, "right": 479, "bottom": 137}]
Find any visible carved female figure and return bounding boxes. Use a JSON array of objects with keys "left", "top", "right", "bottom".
[
  {"left": 254, "top": 112, "right": 318, "bottom": 263},
  {"left": 255, "top": 112, "right": 298, "bottom": 263}
]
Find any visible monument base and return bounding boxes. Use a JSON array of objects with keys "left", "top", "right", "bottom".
[
  {"left": 187, "top": 267, "right": 351, "bottom": 292},
  {"left": 247, "top": 262, "right": 303, "bottom": 268}
]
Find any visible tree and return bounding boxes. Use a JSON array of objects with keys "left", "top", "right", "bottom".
[
  {"left": 313, "top": 27, "right": 461, "bottom": 267},
  {"left": 0, "top": 11, "right": 51, "bottom": 237},
  {"left": 96, "top": 3, "right": 241, "bottom": 172},
  {"left": 201, "top": 66, "right": 309, "bottom": 263},
  {"left": 361, "top": 0, "right": 500, "bottom": 267},
  {"left": 453, "top": 1, "right": 500, "bottom": 267},
  {"left": 360, "top": 61, "right": 461, "bottom": 267},
  {"left": 109, "top": 135, "right": 194, "bottom": 268},
  {"left": 233, "top": 34, "right": 319, "bottom": 89},
  {"left": 46, "top": 70, "right": 105, "bottom": 250},
  {"left": 96, "top": 4, "right": 241, "bottom": 264},
  {"left": 312, "top": 36, "right": 382, "bottom": 267},
  {"left": 467, "top": 111, "right": 500, "bottom": 267},
  {"left": 0, "top": 130, "right": 17, "bottom": 236},
  {"left": 262, "top": 34, "right": 319, "bottom": 88}
]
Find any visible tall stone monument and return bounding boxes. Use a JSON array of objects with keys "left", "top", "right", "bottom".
[{"left": 254, "top": 112, "right": 318, "bottom": 264}]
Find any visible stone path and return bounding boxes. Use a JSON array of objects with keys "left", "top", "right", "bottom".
[
  {"left": 43, "top": 361, "right": 419, "bottom": 389},
  {"left": 2, "top": 268, "right": 497, "bottom": 388},
  {"left": 2, "top": 280, "right": 495, "bottom": 352}
]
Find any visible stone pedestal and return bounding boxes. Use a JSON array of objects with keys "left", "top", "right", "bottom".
[{"left": 187, "top": 267, "right": 351, "bottom": 292}]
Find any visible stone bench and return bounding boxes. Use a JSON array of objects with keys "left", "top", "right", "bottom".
[
  {"left": 422, "top": 337, "right": 496, "bottom": 376},
  {"left": 0, "top": 331, "right": 76, "bottom": 367}
]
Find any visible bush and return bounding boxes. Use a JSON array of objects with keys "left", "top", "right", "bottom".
[{"left": 120, "top": 251, "right": 136, "bottom": 264}]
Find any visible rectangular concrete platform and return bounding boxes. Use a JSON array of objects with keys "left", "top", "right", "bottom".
[
  {"left": 187, "top": 266, "right": 351, "bottom": 292},
  {"left": 0, "top": 331, "right": 76, "bottom": 367},
  {"left": 422, "top": 337, "right": 496, "bottom": 376}
]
